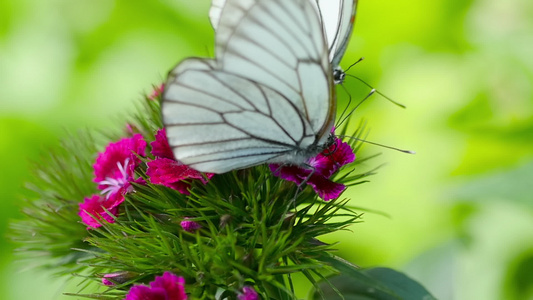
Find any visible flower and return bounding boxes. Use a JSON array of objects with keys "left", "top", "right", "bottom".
[
  {"left": 269, "top": 137, "right": 355, "bottom": 201},
  {"left": 238, "top": 286, "right": 259, "bottom": 300},
  {"left": 147, "top": 158, "right": 212, "bottom": 194},
  {"left": 93, "top": 134, "right": 147, "bottom": 197},
  {"left": 148, "top": 83, "right": 165, "bottom": 101},
  {"left": 102, "top": 271, "right": 137, "bottom": 286},
  {"left": 147, "top": 129, "right": 213, "bottom": 194},
  {"left": 150, "top": 129, "right": 174, "bottom": 159},
  {"left": 79, "top": 194, "right": 122, "bottom": 229},
  {"left": 125, "top": 123, "right": 140, "bottom": 136},
  {"left": 180, "top": 218, "right": 201, "bottom": 233},
  {"left": 124, "top": 272, "right": 187, "bottom": 300}
]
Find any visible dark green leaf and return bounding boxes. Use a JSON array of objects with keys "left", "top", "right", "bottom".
[{"left": 312, "top": 256, "right": 435, "bottom": 300}]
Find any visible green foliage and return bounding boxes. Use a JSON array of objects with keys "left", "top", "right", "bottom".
[{"left": 9, "top": 131, "right": 103, "bottom": 274}]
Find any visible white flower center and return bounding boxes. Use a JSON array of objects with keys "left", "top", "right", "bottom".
[{"left": 99, "top": 158, "right": 130, "bottom": 198}]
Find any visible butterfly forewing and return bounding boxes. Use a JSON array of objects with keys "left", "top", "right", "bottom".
[
  {"left": 163, "top": 0, "right": 334, "bottom": 173},
  {"left": 209, "top": 0, "right": 227, "bottom": 29},
  {"left": 215, "top": 0, "right": 332, "bottom": 137},
  {"left": 325, "top": 0, "right": 357, "bottom": 67},
  {"left": 210, "top": 0, "right": 357, "bottom": 71}
]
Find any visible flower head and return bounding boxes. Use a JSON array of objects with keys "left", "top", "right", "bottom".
[
  {"left": 149, "top": 83, "right": 165, "bottom": 101},
  {"left": 180, "top": 218, "right": 201, "bottom": 233},
  {"left": 79, "top": 194, "right": 123, "bottom": 229},
  {"left": 238, "top": 286, "right": 259, "bottom": 300},
  {"left": 125, "top": 123, "right": 140, "bottom": 136},
  {"left": 147, "top": 158, "right": 212, "bottom": 195},
  {"left": 93, "top": 134, "right": 147, "bottom": 197},
  {"left": 151, "top": 129, "right": 174, "bottom": 159},
  {"left": 124, "top": 272, "right": 187, "bottom": 300},
  {"left": 102, "top": 271, "right": 137, "bottom": 286},
  {"left": 147, "top": 129, "right": 213, "bottom": 194},
  {"left": 270, "top": 137, "right": 355, "bottom": 201}
]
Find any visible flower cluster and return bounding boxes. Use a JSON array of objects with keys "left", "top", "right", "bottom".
[
  {"left": 75, "top": 125, "right": 355, "bottom": 297},
  {"left": 78, "top": 128, "right": 213, "bottom": 229},
  {"left": 79, "top": 124, "right": 354, "bottom": 229}
]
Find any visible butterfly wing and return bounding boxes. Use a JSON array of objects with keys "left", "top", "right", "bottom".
[
  {"left": 215, "top": 0, "right": 333, "bottom": 138},
  {"left": 210, "top": 0, "right": 357, "bottom": 70},
  {"left": 209, "top": 0, "right": 232, "bottom": 30},
  {"left": 163, "top": 0, "right": 334, "bottom": 173},
  {"left": 314, "top": 0, "right": 357, "bottom": 68}
]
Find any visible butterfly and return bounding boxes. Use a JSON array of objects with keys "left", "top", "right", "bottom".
[
  {"left": 209, "top": 0, "right": 358, "bottom": 83},
  {"left": 163, "top": 0, "right": 342, "bottom": 174}
]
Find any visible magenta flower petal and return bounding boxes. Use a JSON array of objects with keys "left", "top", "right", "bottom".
[
  {"left": 269, "top": 165, "right": 310, "bottom": 184},
  {"left": 93, "top": 134, "right": 147, "bottom": 191},
  {"left": 147, "top": 158, "right": 213, "bottom": 195},
  {"left": 306, "top": 175, "right": 346, "bottom": 201},
  {"left": 151, "top": 129, "right": 175, "bottom": 159},
  {"left": 79, "top": 194, "right": 121, "bottom": 229},
  {"left": 310, "top": 139, "right": 355, "bottom": 178},
  {"left": 124, "top": 272, "right": 187, "bottom": 300},
  {"left": 148, "top": 83, "right": 165, "bottom": 101},
  {"left": 238, "top": 286, "right": 259, "bottom": 300},
  {"left": 150, "top": 272, "right": 187, "bottom": 300},
  {"left": 125, "top": 285, "right": 167, "bottom": 300},
  {"left": 269, "top": 136, "right": 354, "bottom": 201},
  {"left": 180, "top": 218, "right": 201, "bottom": 233},
  {"left": 331, "top": 139, "right": 355, "bottom": 166}
]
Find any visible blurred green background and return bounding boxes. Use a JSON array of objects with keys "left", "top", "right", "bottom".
[{"left": 1, "top": 0, "right": 532, "bottom": 299}]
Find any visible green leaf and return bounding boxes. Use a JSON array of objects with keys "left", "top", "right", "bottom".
[
  {"left": 363, "top": 268, "right": 436, "bottom": 300},
  {"left": 312, "top": 255, "right": 435, "bottom": 300}
]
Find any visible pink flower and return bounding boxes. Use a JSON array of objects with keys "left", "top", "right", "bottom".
[
  {"left": 151, "top": 129, "right": 174, "bottom": 159},
  {"left": 146, "top": 158, "right": 212, "bottom": 195},
  {"left": 147, "top": 129, "right": 213, "bottom": 194},
  {"left": 269, "top": 137, "right": 355, "bottom": 201},
  {"left": 102, "top": 271, "right": 136, "bottom": 286},
  {"left": 148, "top": 83, "right": 165, "bottom": 101},
  {"left": 79, "top": 194, "right": 123, "bottom": 229},
  {"left": 180, "top": 218, "right": 201, "bottom": 233},
  {"left": 238, "top": 286, "right": 259, "bottom": 300},
  {"left": 125, "top": 123, "right": 140, "bottom": 136},
  {"left": 93, "top": 134, "right": 147, "bottom": 197},
  {"left": 124, "top": 272, "right": 187, "bottom": 300}
]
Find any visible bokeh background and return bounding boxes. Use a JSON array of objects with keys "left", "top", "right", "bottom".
[{"left": 1, "top": 0, "right": 532, "bottom": 299}]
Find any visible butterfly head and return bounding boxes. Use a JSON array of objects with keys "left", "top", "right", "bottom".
[{"left": 333, "top": 67, "right": 346, "bottom": 84}]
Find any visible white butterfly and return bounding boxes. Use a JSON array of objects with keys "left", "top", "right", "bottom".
[
  {"left": 162, "top": 0, "right": 335, "bottom": 174},
  {"left": 210, "top": 0, "right": 357, "bottom": 83}
]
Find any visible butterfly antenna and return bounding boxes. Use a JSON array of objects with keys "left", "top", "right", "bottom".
[
  {"left": 344, "top": 57, "right": 365, "bottom": 73},
  {"left": 338, "top": 135, "right": 416, "bottom": 154},
  {"left": 337, "top": 89, "right": 376, "bottom": 128},
  {"left": 345, "top": 74, "right": 406, "bottom": 109}
]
